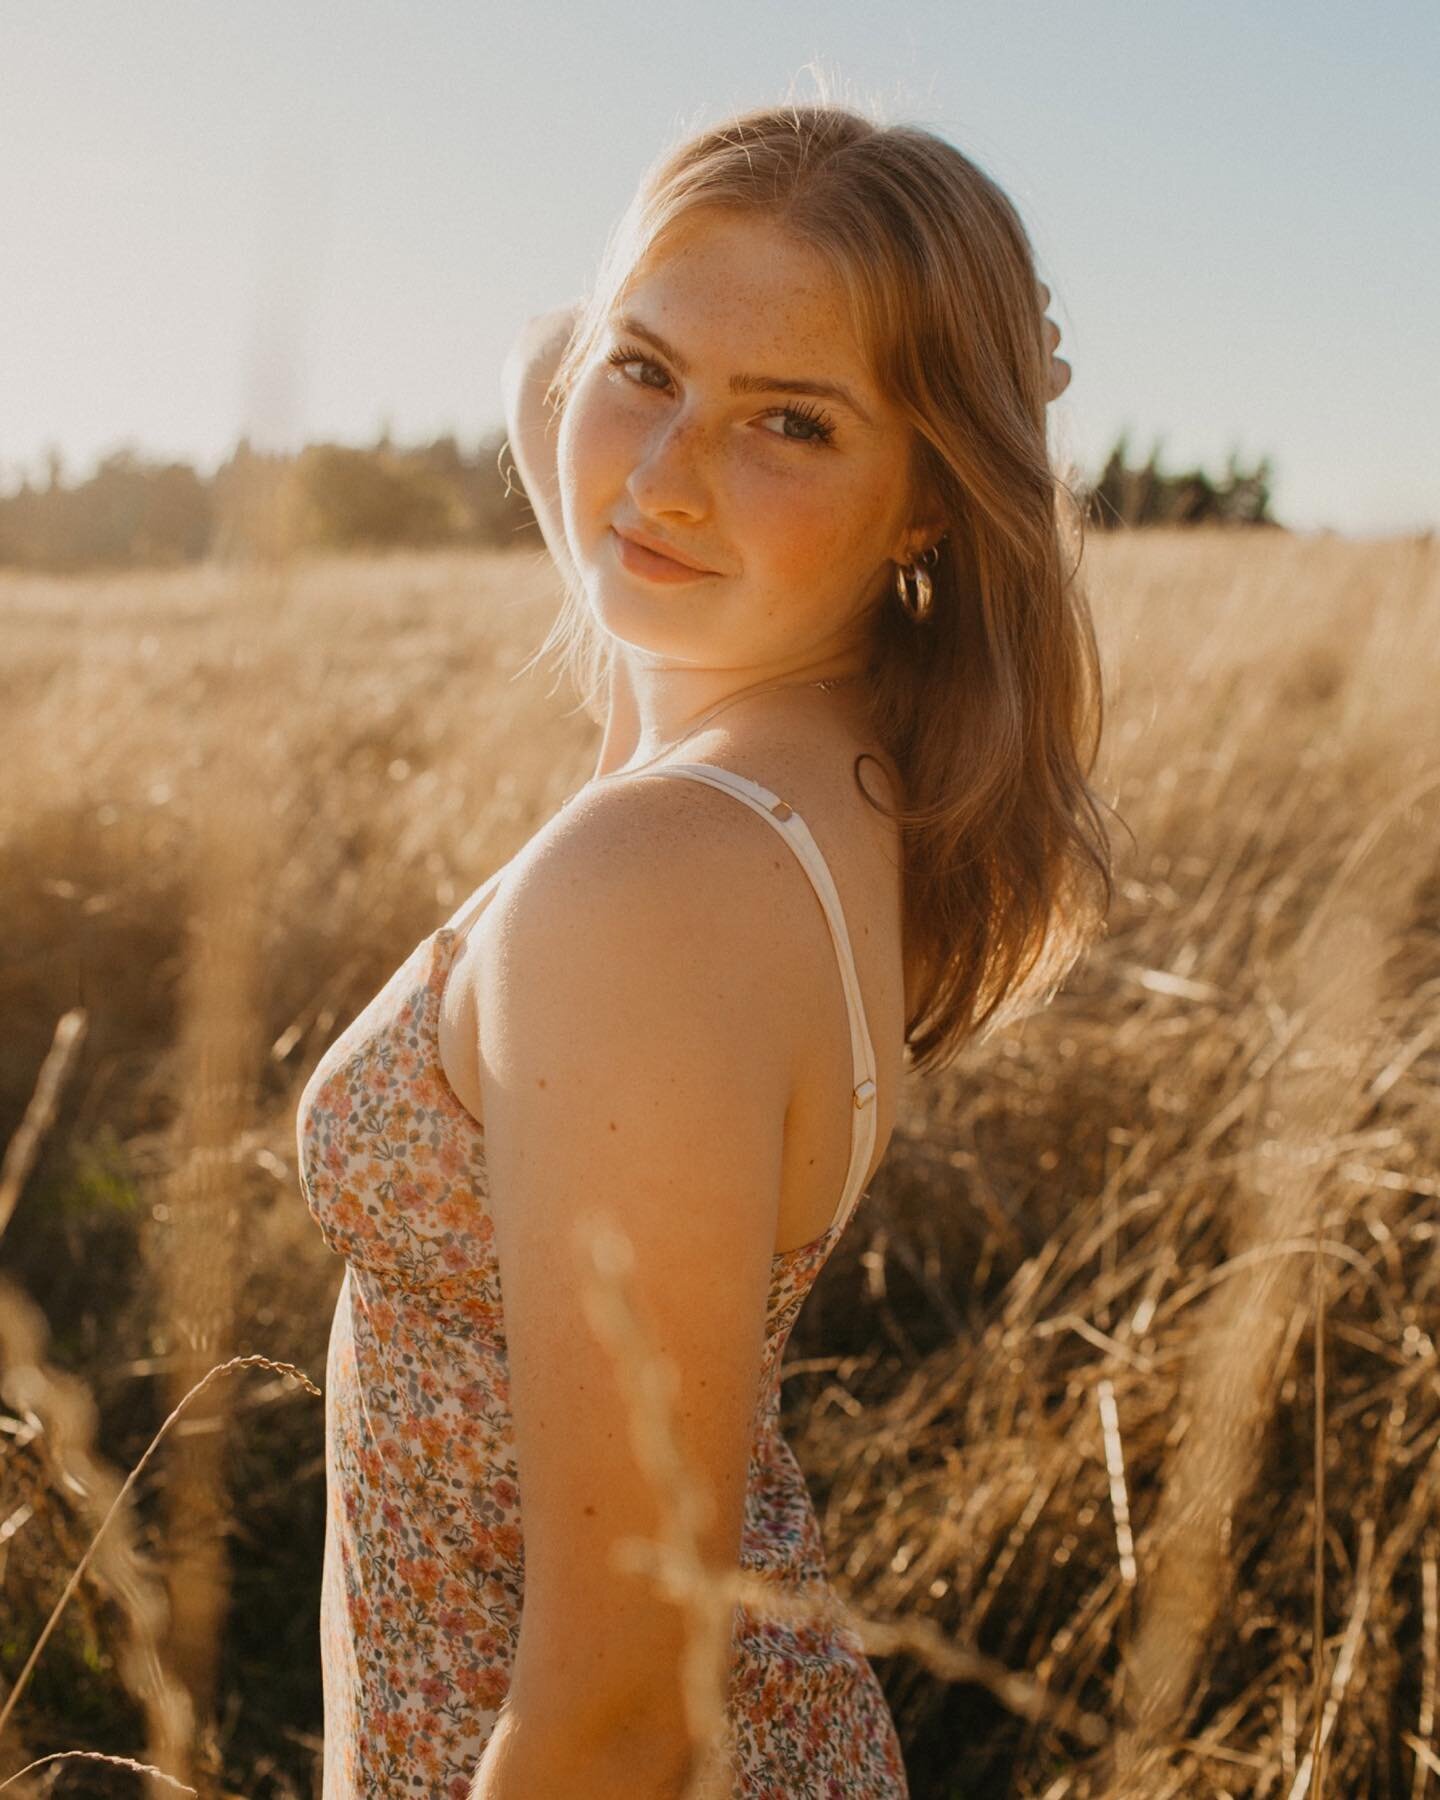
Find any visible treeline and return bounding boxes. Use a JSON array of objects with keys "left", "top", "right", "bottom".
[
  {"left": 1082, "top": 433, "right": 1278, "bottom": 529},
  {"left": 0, "top": 430, "right": 539, "bottom": 572},
  {"left": 0, "top": 428, "right": 1279, "bottom": 572}
]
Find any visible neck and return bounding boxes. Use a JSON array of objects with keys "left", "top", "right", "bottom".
[
  {"left": 589, "top": 659, "right": 641, "bottom": 782},
  {"left": 591, "top": 656, "right": 866, "bottom": 782}
]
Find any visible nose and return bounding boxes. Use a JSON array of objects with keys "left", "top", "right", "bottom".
[{"left": 624, "top": 410, "right": 711, "bottom": 521}]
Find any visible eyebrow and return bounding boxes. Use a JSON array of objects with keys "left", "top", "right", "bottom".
[{"left": 612, "top": 313, "right": 874, "bottom": 426}]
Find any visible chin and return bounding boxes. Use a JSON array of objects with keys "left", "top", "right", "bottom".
[
  {"left": 583, "top": 582, "right": 717, "bottom": 665},
  {"left": 594, "top": 592, "right": 697, "bottom": 649}
]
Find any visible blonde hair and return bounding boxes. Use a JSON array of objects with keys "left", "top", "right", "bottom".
[{"left": 533, "top": 99, "right": 1115, "bottom": 1075}]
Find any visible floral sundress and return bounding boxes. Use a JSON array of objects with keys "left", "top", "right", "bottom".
[{"left": 296, "top": 761, "right": 909, "bottom": 1797}]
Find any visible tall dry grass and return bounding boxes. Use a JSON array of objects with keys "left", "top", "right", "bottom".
[{"left": 0, "top": 524, "right": 1435, "bottom": 1796}]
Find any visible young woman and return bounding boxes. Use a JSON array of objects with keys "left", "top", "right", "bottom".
[{"left": 298, "top": 100, "right": 1110, "bottom": 1799}]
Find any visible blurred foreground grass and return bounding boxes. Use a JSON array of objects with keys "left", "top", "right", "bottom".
[{"left": 1, "top": 528, "right": 1437, "bottom": 1797}]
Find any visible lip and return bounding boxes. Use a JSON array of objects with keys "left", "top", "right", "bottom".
[{"left": 610, "top": 525, "right": 719, "bottom": 582}]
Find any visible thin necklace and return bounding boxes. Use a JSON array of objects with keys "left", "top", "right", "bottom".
[{"left": 575, "top": 670, "right": 867, "bottom": 796}]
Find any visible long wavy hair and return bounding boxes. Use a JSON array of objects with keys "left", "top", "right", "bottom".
[{"left": 531, "top": 98, "right": 1116, "bottom": 1076}]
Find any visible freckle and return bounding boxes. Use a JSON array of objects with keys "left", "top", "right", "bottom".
[
  {"left": 583, "top": 1503, "right": 596, "bottom": 1516},
  {"left": 537, "top": 1076, "right": 546, "bottom": 1088},
  {"left": 609, "top": 1120, "right": 617, "bottom": 1131}
]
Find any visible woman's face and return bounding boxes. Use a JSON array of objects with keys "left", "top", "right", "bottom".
[{"left": 556, "top": 209, "right": 933, "bottom": 678}]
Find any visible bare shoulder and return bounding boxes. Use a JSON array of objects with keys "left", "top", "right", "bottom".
[
  {"left": 476, "top": 770, "right": 816, "bottom": 1086},
  {"left": 495, "top": 763, "right": 815, "bottom": 937}
]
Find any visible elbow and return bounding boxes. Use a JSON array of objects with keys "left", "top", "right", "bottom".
[
  {"left": 502, "top": 306, "right": 580, "bottom": 405},
  {"left": 482, "top": 1713, "right": 698, "bottom": 1800},
  {"left": 476, "top": 1701, "right": 704, "bottom": 1800}
]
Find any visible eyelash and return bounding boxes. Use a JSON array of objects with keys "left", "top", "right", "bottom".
[{"left": 603, "top": 345, "right": 838, "bottom": 449}]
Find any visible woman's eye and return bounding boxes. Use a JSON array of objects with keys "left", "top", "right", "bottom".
[
  {"left": 603, "top": 345, "right": 837, "bottom": 450},
  {"left": 605, "top": 347, "right": 670, "bottom": 389},
  {"left": 757, "top": 407, "right": 837, "bottom": 449}
]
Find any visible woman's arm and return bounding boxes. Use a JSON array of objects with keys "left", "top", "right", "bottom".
[
  {"left": 463, "top": 777, "right": 808, "bottom": 1797},
  {"left": 501, "top": 304, "right": 583, "bottom": 591}
]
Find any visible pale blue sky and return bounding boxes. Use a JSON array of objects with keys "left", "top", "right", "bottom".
[{"left": 2, "top": 2, "right": 1434, "bottom": 535}]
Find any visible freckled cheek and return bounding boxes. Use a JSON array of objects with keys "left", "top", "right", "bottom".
[
  {"left": 740, "top": 485, "right": 868, "bottom": 590},
  {"left": 558, "top": 386, "right": 637, "bottom": 521}
]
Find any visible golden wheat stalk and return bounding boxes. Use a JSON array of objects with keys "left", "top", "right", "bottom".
[
  {"left": 0, "top": 1749, "right": 199, "bottom": 1795},
  {"left": 0, "top": 1355, "right": 320, "bottom": 1753},
  {"left": 0, "top": 1009, "right": 87, "bottom": 1244}
]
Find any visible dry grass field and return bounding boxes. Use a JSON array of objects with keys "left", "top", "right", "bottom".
[{"left": 1, "top": 525, "right": 1436, "bottom": 1798}]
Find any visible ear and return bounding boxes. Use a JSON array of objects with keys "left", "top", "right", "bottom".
[{"left": 891, "top": 522, "right": 947, "bottom": 566}]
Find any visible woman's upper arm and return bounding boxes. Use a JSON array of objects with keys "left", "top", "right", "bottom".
[
  {"left": 500, "top": 308, "right": 581, "bottom": 591},
  {"left": 473, "top": 785, "right": 798, "bottom": 1745}
]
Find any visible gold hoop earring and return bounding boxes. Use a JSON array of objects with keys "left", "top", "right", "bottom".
[{"left": 894, "top": 545, "right": 938, "bottom": 622}]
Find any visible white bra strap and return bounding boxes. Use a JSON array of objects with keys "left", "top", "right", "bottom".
[
  {"left": 441, "top": 862, "right": 508, "bottom": 943},
  {"left": 635, "top": 761, "right": 879, "bottom": 1236}
]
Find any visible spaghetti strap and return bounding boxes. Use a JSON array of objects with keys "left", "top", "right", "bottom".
[
  {"left": 633, "top": 761, "right": 880, "bottom": 1238},
  {"left": 441, "top": 862, "right": 509, "bottom": 944}
]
